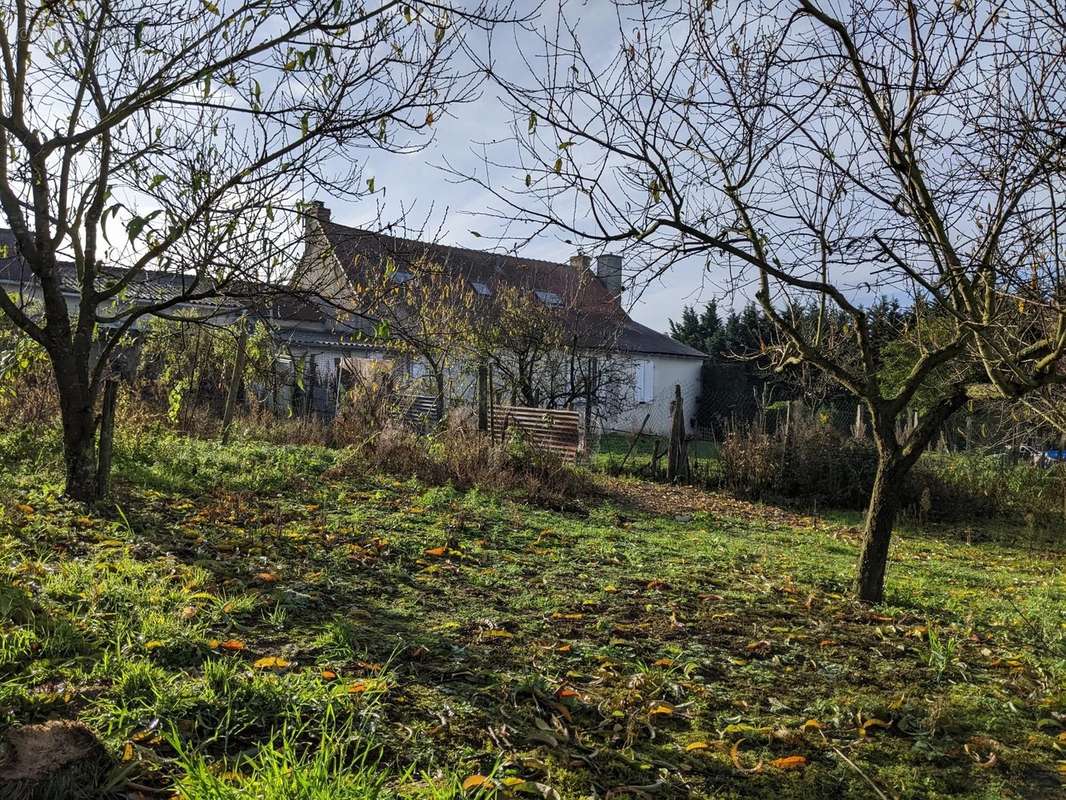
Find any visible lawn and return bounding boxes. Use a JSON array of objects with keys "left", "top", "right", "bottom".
[{"left": 1, "top": 426, "right": 1065, "bottom": 799}]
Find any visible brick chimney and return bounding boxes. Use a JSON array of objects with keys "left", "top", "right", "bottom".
[
  {"left": 305, "top": 200, "right": 331, "bottom": 236},
  {"left": 569, "top": 253, "right": 591, "bottom": 272},
  {"left": 595, "top": 254, "right": 623, "bottom": 300}
]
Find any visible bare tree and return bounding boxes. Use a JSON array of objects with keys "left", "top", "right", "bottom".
[
  {"left": 351, "top": 257, "right": 482, "bottom": 414},
  {"left": 0, "top": 0, "right": 510, "bottom": 501},
  {"left": 469, "top": 0, "right": 1066, "bottom": 602}
]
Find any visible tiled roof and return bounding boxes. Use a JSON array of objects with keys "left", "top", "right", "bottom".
[{"left": 318, "top": 219, "right": 707, "bottom": 360}]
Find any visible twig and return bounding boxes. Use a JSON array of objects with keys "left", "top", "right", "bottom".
[{"left": 831, "top": 746, "right": 892, "bottom": 800}]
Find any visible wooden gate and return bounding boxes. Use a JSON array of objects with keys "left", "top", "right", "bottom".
[
  {"left": 398, "top": 394, "right": 442, "bottom": 429},
  {"left": 490, "top": 405, "right": 583, "bottom": 461}
]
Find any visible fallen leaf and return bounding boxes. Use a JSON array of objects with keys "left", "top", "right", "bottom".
[
  {"left": 685, "top": 741, "right": 711, "bottom": 752},
  {"left": 858, "top": 718, "right": 891, "bottom": 737},
  {"left": 348, "top": 678, "right": 387, "bottom": 694},
  {"left": 770, "top": 755, "right": 808, "bottom": 770},
  {"left": 730, "top": 739, "right": 763, "bottom": 773},
  {"left": 321, "top": 670, "right": 338, "bottom": 681},
  {"left": 462, "top": 774, "right": 492, "bottom": 792},
  {"left": 653, "top": 658, "right": 673, "bottom": 667},
  {"left": 482, "top": 629, "right": 513, "bottom": 639},
  {"left": 15, "top": 503, "right": 34, "bottom": 514},
  {"left": 180, "top": 606, "right": 198, "bottom": 620},
  {"left": 649, "top": 703, "right": 674, "bottom": 716},
  {"left": 801, "top": 719, "right": 823, "bottom": 731},
  {"left": 424, "top": 546, "right": 447, "bottom": 557},
  {"left": 144, "top": 640, "right": 164, "bottom": 650},
  {"left": 217, "top": 639, "right": 245, "bottom": 651},
  {"left": 255, "top": 572, "right": 280, "bottom": 583},
  {"left": 555, "top": 687, "right": 579, "bottom": 699},
  {"left": 253, "top": 656, "right": 291, "bottom": 669},
  {"left": 555, "top": 643, "right": 572, "bottom": 653}
]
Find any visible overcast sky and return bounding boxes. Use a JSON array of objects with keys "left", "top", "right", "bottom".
[{"left": 308, "top": 1, "right": 721, "bottom": 333}]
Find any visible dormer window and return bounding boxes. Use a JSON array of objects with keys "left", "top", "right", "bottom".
[
  {"left": 471, "top": 281, "right": 492, "bottom": 296},
  {"left": 534, "top": 290, "right": 562, "bottom": 307}
]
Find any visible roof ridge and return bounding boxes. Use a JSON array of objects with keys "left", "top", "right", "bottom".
[{"left": 323, "top": 219, "right": 575, "bottom": 273}]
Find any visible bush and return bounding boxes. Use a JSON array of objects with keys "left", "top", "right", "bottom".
[
  {"left": 326, "top": 421, "right": 593, "bottom": 508},
  {"left": 720, "top": 424, "right": 878, "bottom": 510},
  {"left": 718, "top": 423, "right": 1066, "bottom": 526}
]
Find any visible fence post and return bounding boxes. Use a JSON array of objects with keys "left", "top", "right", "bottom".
[
  {"left": 477, "top": 364, "right": 489, "bottom": 432},
  {"left": 667, "top": 384, "right": 688, "bottom": 482},
  {"left": 220, "top": 319, "right": 249, "bottom": 444},
  {"left": 95, "top": 378, "right": 119, "bottom": 498},
  {"left": 304, "top": 355, "right": 317, "bottom": 417},
  {"left": 584, "top": 356, "right": 597, "bottom": 442}
]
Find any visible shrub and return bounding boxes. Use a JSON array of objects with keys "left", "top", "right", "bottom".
[
  {"left": 718, "top": 422, "right": 1066, "bottom": 526},
  {"left": 327, "top": 420, "right": 593, "bottom": 508},
  {"left": 719, "top": 424, "right": 878, "bottom": 510}
]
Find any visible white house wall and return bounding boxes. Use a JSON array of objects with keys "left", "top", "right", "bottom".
[{"left": 603, "top": 355, "right": 702, "bottom": 438}]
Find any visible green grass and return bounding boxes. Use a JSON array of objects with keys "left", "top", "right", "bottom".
[{"left": 1, "top": 425, "right": 1065, "bottom": 798}]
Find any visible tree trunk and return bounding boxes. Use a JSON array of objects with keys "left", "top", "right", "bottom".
[
  {"left": 96, "top": 379, "right": 119, "bottom": 498},
  {"left": 855, "top": 454, "right": 902, "bottom": 604},
  {"left": 433, "top": 370, "right": 445, "bottom": 423},
  {"left": 58, "top": 377, "right": 99, "bottom": 503}
]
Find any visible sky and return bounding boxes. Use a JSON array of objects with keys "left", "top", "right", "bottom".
[{"left": 307, "top": 1, "right": 719, "bottom": 334}]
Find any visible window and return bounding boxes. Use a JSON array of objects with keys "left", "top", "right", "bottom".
[
  {"left": 410, "top": 360, "right": 427, "bottom": 379},
  {"left": 471, "top": 281, "right": 492, "bottom": 296},
  {"left": 534, "top": 289, "right": 562, "bottom": 307},
  {"left": 392, "top": 270, "right": 413, "bottom": 284},
  {"left": 634, "top": 359, "right": 654, "bottom": 403}
]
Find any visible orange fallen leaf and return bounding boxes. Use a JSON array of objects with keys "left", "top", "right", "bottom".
[
  {"left": 424, "top": 546, "right": 447, "bottom": 557},
  {"left": 218, "top": 639, "right": 245, "bottom": 651},
  {"left": 653, "top": 658, "right": 673, "bottom": 667},
  {"left": 321, "top": 670, "right": 338, "bottom": 681},
  {"left": 462, "top": 775, "right": 492, "bottom": 792},
  {"left": 770, "top": 755, "right": 808, "bottom": 770},
  {"left": 15, "top": 503, "right": 34, "bottom": 515},
  {"left": 256, "top": 572, "right": 280, "bottom": 583},
  {"left": 253, "top": 656, "right": 291, "bottom": 669},
  {"left": 555, "top": 643, "right": 572, "bottom": 653},
  {"left": 555, "top": 687, "right": 580, "bottom": 699}
]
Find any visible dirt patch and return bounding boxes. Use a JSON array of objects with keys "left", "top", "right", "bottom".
[
  {"left": 599, "top": 476, "right": 862, "bottom": 537},
  {"left": 0, "top": 720, "right": 100, "bottom": 782}
]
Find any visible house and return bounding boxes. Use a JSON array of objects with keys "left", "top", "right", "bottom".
[
  {"left": 0, "top": 228, "right": 377, "bottom": 415},
  {"left": 294, "top": 202, "right": 707, "bottom": 436}
]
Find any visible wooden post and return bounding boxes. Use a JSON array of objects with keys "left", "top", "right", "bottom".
[
  {"left": 619, "top": 413, "right": 652, "bottom": 472},
  {"left": 584, "top": 356, "right": 598, "bottom": 442},
  {"left": 304, "top": 355, "right": 317, "bottom": 417},
  {"left": 667, "top": 384, "right": 688, "bottom": 482},
  {"left": 95, "top": 378, "right": 119, "bottom": 499},
  {"left": 220, "top": 319, "right": 249, "bottom": 444},
  {"left": 477, "top": 363, "right": 489, "bottom": 432}
]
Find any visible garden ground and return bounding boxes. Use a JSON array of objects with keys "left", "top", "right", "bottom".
[{"left": 1, "top": 427, "right": 1064, "bottom": 799}]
